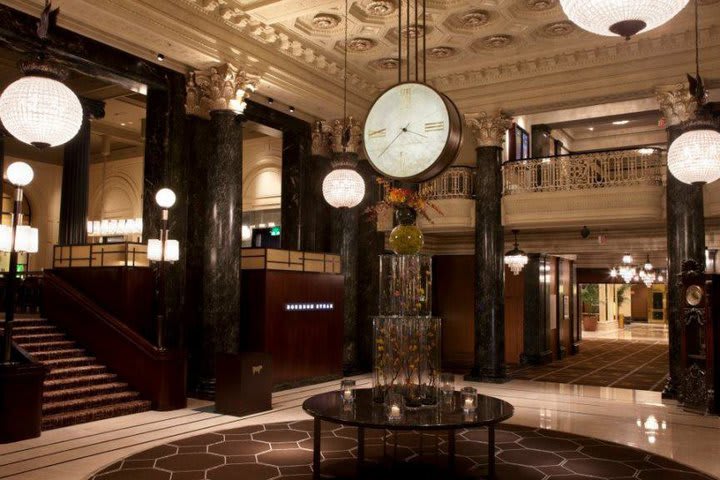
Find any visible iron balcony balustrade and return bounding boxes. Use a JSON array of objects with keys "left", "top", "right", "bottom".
[{"left": 419, "top": 166, "right": 475, "bottom": 200}]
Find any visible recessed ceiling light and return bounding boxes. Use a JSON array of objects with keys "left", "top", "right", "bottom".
[
  {"left": 612, "top": 120, "right": 630, "bottom": 125},
  {"left": 120, "top": 122, "right": 126, "bottom": 126},
  {"left": 588, "top": 127, "right": 594, "bottom": 131}
]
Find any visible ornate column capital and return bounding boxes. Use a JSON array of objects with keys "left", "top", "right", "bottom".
[
  {"left": 186, "top": 63, "right": 260, "bottom": 118},
  {"left": 311, "top": 116, "right": 364, "bottom": 157},
  {"left": 464, "top": 111, "right": 512, "bottom": 148},
  {"left": 656, "top": 83, "right": 697, "bottom": 127}
]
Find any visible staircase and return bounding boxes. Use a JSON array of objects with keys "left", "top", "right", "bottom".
[{"left": 6, "top": 316, "right": 151, "bottom": 430}]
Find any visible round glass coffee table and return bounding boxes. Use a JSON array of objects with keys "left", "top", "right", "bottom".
[{"left": 302, "top": 388, "right": 514, "bottom": 479}]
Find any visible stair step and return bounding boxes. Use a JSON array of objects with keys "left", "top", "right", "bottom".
[
  {"left": 19, "top": 340, "right": 76, "bottom": 352},
  {"left": 46, "top": 364, "right": 108, "bottom": 380},
  {"left": 42, "top": 399, "right": 152, "bottom": 430},
  {"left": 31, "top": 348, "right": 86, "bottom": 361},
  {"left": 14, "top": 333, "right": 66, "bottom": 343},
  {"left": 4, "top": 325, "right": 59, "bottom": 334},
  {"left": 14, "top": 318, "right": 50, "bottom": 327},
  {"left": 44, "top": 373, "right": 119, "bottom": 391},
  {"left": 44, "top": 356, "right": 98, "bottom": 369},
  {"left": 43, "top": 391, "right": 140, "bottom": 415},
  {"left": 43, "top": 382, "right": 129, "bottom": 402}
]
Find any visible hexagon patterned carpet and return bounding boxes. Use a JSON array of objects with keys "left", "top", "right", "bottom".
[{"left": 88, "top": 420, "right": 715, "bottom": 480}]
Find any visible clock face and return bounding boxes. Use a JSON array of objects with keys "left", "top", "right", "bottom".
[
  {"left": 686, "top": 285, "right": 704, "bottom": 306},
  {"left": 363, "top": 82, "right": 461, "bottom": 182}
]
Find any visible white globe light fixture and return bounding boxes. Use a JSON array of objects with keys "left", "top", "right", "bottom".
[
  {"left": 322, "top": 168, "right": 365, "bottom": 208},
  {"left": 559, "top": 0, "right": 688, "bottom": 39},
  {"left": 0, "top": 75, "right": 83, "bottom": 149},
  {"left": 155, "top": 188, "right": 177, "bottom": 209},
  {"left": 504, "top": 229, "right": 529, "bottom": 276},
  {"left": 6, "top": 161, "right": 34, "bottom": 187},
  {"left": 668, "top": 129, "right": 720, "bottom": 185}
]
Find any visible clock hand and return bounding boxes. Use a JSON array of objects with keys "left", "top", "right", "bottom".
[
  {"left": 405, "top": 129, "right": 427, "bottom": 139},
  {"left": 378, "top": 123, "right": 411, "bottom": 158}
]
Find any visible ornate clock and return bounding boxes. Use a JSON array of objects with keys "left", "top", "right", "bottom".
[{"left": 363, "top": 82, "right": 462, "bottom": 182}]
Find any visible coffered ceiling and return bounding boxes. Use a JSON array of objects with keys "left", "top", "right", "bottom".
[{"left": 2, "top": 0, "right": 720, "bottom": 119}]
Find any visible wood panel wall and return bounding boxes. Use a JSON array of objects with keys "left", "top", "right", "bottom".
[
  {"left": 504, "top": 265, "right": 524, "bottom": 365},
  {"left": 432, "top": 256, "right": 474, "bottom": 369},
  {"left": 241, "top": 270, "right": 344, "bottom": 385}
]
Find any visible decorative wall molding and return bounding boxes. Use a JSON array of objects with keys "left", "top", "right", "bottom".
[
  {"left": 464, "top": 112, "right": 512, "bottom": 148},
  {"left": 186, "top": 63, "right": 261, "bottom": 118}
]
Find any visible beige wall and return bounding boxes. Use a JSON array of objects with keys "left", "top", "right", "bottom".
[
  {"left": 242, "top": 136, "right": 282, "bottom": 211},
  {"left": 88, "top": 157, "right": 144, "bottom": 222}
]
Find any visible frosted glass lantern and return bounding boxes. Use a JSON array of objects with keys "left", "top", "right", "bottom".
[
  {"left": 0, "top": 225, "right": 12, "bottom": 252},
  {"left": 668, "top": 129, "right": 720, "bottom": 185},
  {"left": 148, "top": 239, "right": 179, "bottom": 262},
  {"left": 322, "top": 168, "right": 365, "bottom": 208},
  {"left": 14, "top": 225, "right": 39, "bottom": 253},
  {"left": 559, "top": 0, "right": 688, "bottom": 38},
  {"left": 6, "top": 161, "right": 34, "bottom": 186},
  {"left": 0, "top": 76, "right": 83, "bottom": 148}
]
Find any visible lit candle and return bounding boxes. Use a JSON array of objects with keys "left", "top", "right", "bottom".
[
  {"left": 343, "top": 389, "right": 353, "bottom": 401},
  {"left": 464, "top": 398, "right": 474, "bottom": 409},
  {"left": 390, "top": 404, "right": 401, "bottom": 417}
]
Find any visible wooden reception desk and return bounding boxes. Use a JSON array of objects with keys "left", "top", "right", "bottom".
[{"left": 240, "top": 249, "right": 344, "bottom": 386}]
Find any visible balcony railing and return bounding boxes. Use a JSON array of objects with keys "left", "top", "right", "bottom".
[
  {"left": 419, "top": 166, "right": 474, "bottom": 200},
  {"left": 53, "top": 242, "right": 149, "bottom": 268},
  {"left": 502, "top": 148, "right": 666, "bottom": 195}
]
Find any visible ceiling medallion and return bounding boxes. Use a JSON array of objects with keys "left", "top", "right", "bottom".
[
  {"left": 361, "top": 0, "right": 396, "bottom": 17},
  {"left": 400, "top": 24, "right": 424, "bottom": 39},
  {"left": 526, "top": 0, "right": 557, "bottom": 10},
  {"left": 345, "top": 38, "right": 378, "bottom": 53},
  {"left": 312, "top": 13, "right": 341, "bottom": 30},
  {"left": 370, "top": 57, "right": 401, "bottom": 70},
  {"left": 542, "top": 21, "right": 575, "bottom": 37},
  {"left": 482, "top": 35, "right": 514, "bottom": 49},
  {"left": 427, "top": 46, "right": 457, "bottom": 60},
  {"left": 459, "top": 10, "right": 490, "bottom": 29}
]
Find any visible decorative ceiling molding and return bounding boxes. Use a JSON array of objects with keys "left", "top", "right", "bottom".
[
  {"left": 464, "top": 111, "right": 513, "bottom": 148},
  {"left": 186, "top": 63, "right": 260, "bottom": 118}
]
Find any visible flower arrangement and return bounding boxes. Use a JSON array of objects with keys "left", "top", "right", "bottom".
[{"left": 366, "top": 177, "right": 442, "bottom": 222}]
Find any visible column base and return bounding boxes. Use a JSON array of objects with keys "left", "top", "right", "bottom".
[
  {"left": 465, "top": 368, "right": 509, "bottom": 384},
  {"left": 661, "top": 377, "right": 678, "bottom": 400},
  {"left": 521, "top": 351, "right": 552, "bottom": 365}
]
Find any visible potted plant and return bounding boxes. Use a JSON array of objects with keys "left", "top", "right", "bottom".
[
  {"left": 581, "top": 284, "right": 600, "bottom": 331},
  {"left": 615, "top": 284, "right": 630, "bottom": 328}
]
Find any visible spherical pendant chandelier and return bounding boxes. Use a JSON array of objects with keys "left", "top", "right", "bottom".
[
  {"left": 504, "top": 229, "right": 529, "bottom": 276},
  {"left": 666, "top": 0, "right": 720, "bottom": 185},
  {"left": 0, "top": 75, "right": 83, "bottom": 148},
  {"left": 322, "top": 168, "right": 365, "bottom": 208},
  {"left": 559, "top": 0, "right": 688, "bottom": 39},
  {"left": 0, "top": 1, "right": 83, "bottom": 149}
]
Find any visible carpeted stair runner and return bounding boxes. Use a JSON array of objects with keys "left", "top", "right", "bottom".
[{"left": 3, "top": 316, "right": 151, "bottom": 430}]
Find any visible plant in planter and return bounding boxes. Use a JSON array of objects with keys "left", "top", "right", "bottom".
[
  {"left": 581, "top": 284, "right": 600, "bottom": 331},
  {"left": 615, "top": 284, "right": 631, "bottom": 327}
]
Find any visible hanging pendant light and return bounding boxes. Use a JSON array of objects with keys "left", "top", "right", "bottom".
[
  {"left": 321, "top": 0, "right": 365, "bottom": 209},
  {"left": 643, "top": 254, "right": 653, "bottom": 272},
  {"left": 668, "top": 0, "right": 720, "bottom": 185},
  {"left": 559, "top": 0, "right": 688, "bottom": 39},
  {"left": 504, "top": 229, "right": 529, "bottom": 276},
  {"left": 0, "top": 2, "right": 82, "bottom": 149}
]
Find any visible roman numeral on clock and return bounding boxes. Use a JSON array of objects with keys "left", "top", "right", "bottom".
[
  {"left": 368, "top": 128, "right": 386, "bottom": 138},
  {"left": 425, "top": 121, "right": 444, "bottom": 132},
  {"left": 400, "top": 87, "right": 412, "bottom": 108}
]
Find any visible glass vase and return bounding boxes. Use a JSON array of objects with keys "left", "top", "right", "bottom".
[
  {"left": 379, "top": 254, "right": 432, "bottom": 317},
  {"left": 388, "top": 206, "right": 424, "bottom": 255}
]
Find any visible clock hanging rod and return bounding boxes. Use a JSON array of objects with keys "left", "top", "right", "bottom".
[{"left": 397, "top": 0, "right": 427, "bottom": 85}]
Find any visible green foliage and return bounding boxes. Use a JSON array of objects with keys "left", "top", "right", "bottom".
[
  {"left": 581, "top": 284, "right": 600, "bottom": 314},
  {"left": 616, "top": 284, "right": 631, "bottom": 308}
]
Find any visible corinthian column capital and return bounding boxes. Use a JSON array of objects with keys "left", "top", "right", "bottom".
[
  {"left": 656, "top": 83, "right": 697, "bottom": 127},
  {"left": 464, "top": 111, "right": 512, "bottom": 148},
  {"left": 311, "top": 117, "right": 364, "bottom": 157},
  {"left": 186, "top": 63, "right": 261, "bottom": 118}
]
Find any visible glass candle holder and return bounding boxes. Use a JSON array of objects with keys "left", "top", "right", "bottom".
[
  {"left": 461, "top": 386, "right": 478, "bottom": 413},
  {"left": 340, "top": 379, "right": 356, "bottom": 403},
  {"left": 440, "top": 373, "right": 455, "bottom": 394},
  {"left": 385, "top": 392, "right": 404, "bottom": 421}
]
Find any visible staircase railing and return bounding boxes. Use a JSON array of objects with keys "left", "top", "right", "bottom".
[
  {"left": 502, "top": 148, "right": 666, "bottom": 194},
  {"left": 42, "top": 271, "right": 186, "bottom": 410}
]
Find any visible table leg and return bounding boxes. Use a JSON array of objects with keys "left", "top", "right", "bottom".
[
  {"left": 488, "top": 425, "right": 496, "bottom": 479},
  {"left": 448, "top": 429, "right": 456, "bottom": 474},
  {"left": 357, "top": 427, "right": 365, "bottom": 464},
  {"left": 313, "top": 418, "right": 321, "bottom": 480}
]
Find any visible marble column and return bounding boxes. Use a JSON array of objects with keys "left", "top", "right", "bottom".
[
  {"left": 185, "top": 64, "right": 258, "bottom": 386},
  {"left": 143, "top": 73, "right": 188, "bottom": 350},
  {"left": 465, "top": 112, "right": 512, "bottom": 382},
  {"left": 522, "top": 254, "right": 552, "bottom": 364},
  {"left": 657, "top": 84, "right": 706, "bottom": 399},
  {"left": 58, "top": 98, "right": 104, "bottom": 245},
  {"left": 320, "top": 117, "right": 365, "bottom": 375}
]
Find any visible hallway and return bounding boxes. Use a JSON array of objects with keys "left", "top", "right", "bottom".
[{"left": 510, "top": 339, "right": 668, "bottom": 392}]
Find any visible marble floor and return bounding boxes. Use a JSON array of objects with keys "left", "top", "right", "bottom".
[
  {"left": 1, "top": 375, "right": 719, "bottom": 480},
  {"left": 583, "top": 323, "right": 669, "bottom": 342}
]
